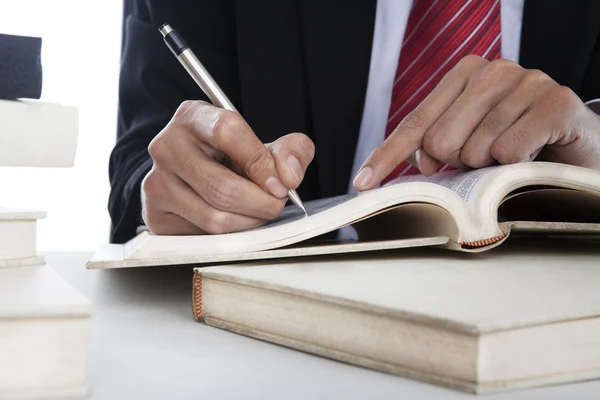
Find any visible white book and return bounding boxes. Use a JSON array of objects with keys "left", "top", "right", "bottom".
[
  {"left": 0, "top": 207, "right": 45, "bottom": 267},
  {"left": 0, "top": 99, "right": 78, "bottom": 168},
  {"left": 87, "top": 162, "right": 600, "bottom": 269},
  {"left": 0, "top": 264, "right": 91, "bottom": 399},
  {"left": 192, "top": 238, "right": 600, "bottom": 394}
]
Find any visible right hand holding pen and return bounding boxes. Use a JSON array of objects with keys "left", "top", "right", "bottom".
[{"left": 141, "top": 100, "right": 315, "bottom": 235}]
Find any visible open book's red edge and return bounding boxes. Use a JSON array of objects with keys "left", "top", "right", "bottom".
[
  {"left": 459, "top": 233, "right": 507, "bottom": 248},
  {"left": 192, "top": 271, "right": 203, "bottom": 321}
]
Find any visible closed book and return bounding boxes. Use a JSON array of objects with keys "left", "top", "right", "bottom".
[
  {"left": 0, "top": 207, "right": 46, "bottom": 268},
  {"left": 192, "top": 238, "right": 600, "bottom": 394},
  {"left": 0, "top": 264, "right": 91, "bottom": 399},
  {"left": 0, "top": 99, "right": 78, "bottom": 167}
]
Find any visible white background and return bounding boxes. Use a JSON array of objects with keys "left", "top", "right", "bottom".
[{"left": 0, "top": 1, "right": 122, "bottom": 251}]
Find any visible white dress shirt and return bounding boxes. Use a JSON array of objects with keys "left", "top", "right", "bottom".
[
  {"left": 339, "top": 0, "right": 524, "bottom": 241},
  {"left": 348, "top": 0, "right": 525, "bottom": 194}
]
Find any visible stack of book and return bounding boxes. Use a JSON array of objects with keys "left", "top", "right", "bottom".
[
  {"left": 88, "top": 160, "right": 600, "bottom": 394},
  {"left": 0, "top": 32, "right": 89, "bottom": 399}
]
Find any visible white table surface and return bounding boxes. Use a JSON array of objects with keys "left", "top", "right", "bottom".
[{"left": 45, "top": 250, "right": 600, "bottom": 400}]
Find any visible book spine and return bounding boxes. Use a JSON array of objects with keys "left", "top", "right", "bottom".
[
  {"left": 192, "top": 271, "right": 203, "bottom": 321},
  {"left": 459, "top": 233, "right": 507, "bottom": 248}
]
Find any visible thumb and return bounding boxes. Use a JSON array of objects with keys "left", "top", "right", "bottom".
[
  {"left": 267, "top": 133, "right": 315, "bottom": 190},
  {"left": 407, "top": 149, "right": 440, "bottom": 176}
]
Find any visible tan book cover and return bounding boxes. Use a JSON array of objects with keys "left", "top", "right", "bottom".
[{"left": 192, "top": 237, "right": 600, "bottom": 394}]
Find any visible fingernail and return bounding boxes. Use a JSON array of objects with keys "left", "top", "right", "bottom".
[
  {"left": 287, "top": 156, "right": 303, "bottom": 182},
  {"left": 265, "top": 176, "right": 288, "bottom": 198},
  {"left": 353, "top": 166, "right": 373, "bottom": 190},
  {"left": 414, "top": 149, "right": 422, "bottom": 172}
]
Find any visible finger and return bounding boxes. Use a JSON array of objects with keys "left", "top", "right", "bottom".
[
  {"left": 172, "top": 101, "right": 289, "bottom": 199},
  {"left": 267, "top": 133, "right": 315, "bottom": 189},
  {"left": 143, "top": 167, "right": 266, "bottom": 235},
  {"left": 169, "top": 133, "right": 286, "bottom": 220},
  {"left": 169, "top": 175, "right": 267, "bottom": 235},
  {"left": 144, "top": 209, "right": 207, "bottom": 236},
  {"left": 461, "top": 69, "right": 556, "bottom": 168},
  {"left": 494, "top": 85, "right": 594, "bottom": 167},
  {"left": 539, "top": 87, "right": 600, "bottom": 168},
  {"left": 423, "top": 60, "right": 526, "bottom": 169},
  {"left": 354, "top": 55, "right": 487, "bottom": 190},
  {"left": 490, "top": 107, "right": 554, "bottom": 165},
  {"left": 142, "top": 168, "right": 206, "bottom": 235}
]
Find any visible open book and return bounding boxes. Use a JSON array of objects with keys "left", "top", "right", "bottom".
[{"left": 87, "top": 161, "right": 600, "bottom": 269}]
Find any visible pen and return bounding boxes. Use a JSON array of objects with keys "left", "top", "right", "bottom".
[{"left": 159, "top": 23, "right": 308, "bottom": 216}]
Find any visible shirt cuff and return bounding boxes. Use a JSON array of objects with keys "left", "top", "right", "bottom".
[{"left": 585, "top": 98, "right": 600, "bottom": 114}]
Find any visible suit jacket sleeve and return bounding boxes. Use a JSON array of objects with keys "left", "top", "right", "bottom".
[
  {"left": 581, "top": 30, "right": 600, "bottom": 109},
  {"left": 108, "top": 0, "right": 240, "bottom": 243}
]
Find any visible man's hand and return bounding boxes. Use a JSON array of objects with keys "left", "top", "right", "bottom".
[
  {"left": 142, "top": 100, "right": 315, "bottom": 235},
  {"left": 354, "top": 55, "right": 600, "bottom": 190}
]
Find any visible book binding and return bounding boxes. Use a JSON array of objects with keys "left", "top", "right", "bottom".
[{"left": 193, "top": 271, "right": 203, "bottom": 321}]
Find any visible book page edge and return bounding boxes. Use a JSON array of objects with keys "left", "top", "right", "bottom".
[
  {"left": 86, "top": 236, "right": 450, "bottom": 269},
  {"left": 202, "top": 316, "right": 478, "bottom": 394}
]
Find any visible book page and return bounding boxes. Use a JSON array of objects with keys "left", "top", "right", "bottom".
[
  {"left": 255, "top": 193, "right": 357, "bottom": 230},
  {"left": 258, "top": 167, "right": 501, "bottom": 233},
  {"left": 385, "top": 166, "right": 501, "bottom": 207}
]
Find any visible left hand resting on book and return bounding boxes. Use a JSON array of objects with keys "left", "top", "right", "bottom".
[{"left": 353, "top": 55, "right": 600, "bottom": 191}]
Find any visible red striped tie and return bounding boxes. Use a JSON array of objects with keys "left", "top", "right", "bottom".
[{"left": 382, "top": 0, "right": 501, "bottom": 184}]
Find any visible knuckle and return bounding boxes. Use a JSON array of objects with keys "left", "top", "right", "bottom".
[
  {"left": 476, "top": 59, "right": 520, "bottom": 84},
  {"left": 206, "top": 175, "right": 239, "bottom": 210},
  {"left": 422, "top": 132, "right": 450, "bottom": 160},
  {"left": 146, "top": 219, "right": 169, "bottom": 235},
  {"left": 522, "top": 69, "right": 550, "bottom": 86},
  {"left": 213, "top": 110, "right": 246, "bottom": 145},
  {"left": 398, "top": 109, "right": 428, "bottom": 135},
  {"left": 141, "top": 169, "right": 162, "bottom": 199},
  {"left": 147, "top": 135, "right": 168, "bottom": 162},
  {"left": 488, "top": 58, "right": 517, "bottom": 70},
  {"left": 173, "top": 100, "right": 200, "bottom": 121},
  {"left": 244, "top": 150, "right": 273, "bottom": 178},
  {"left": 141, "top": 204, "right": 167, "bottom": 234},
  {"left": 458, "top": 54, "right": 486, "bottom": 71},
  {"left": 490, "top": 141, "right": 511, "bottom": 164},
  {"left": 552, "top": 85, "right": 578, "bottom": 108},
  {"left": 203, "top": 211, "right": 230, "bottom": 235},
  {"left": 491, "top": 140, "right": 521, "bottom": 164},
  {"left": 460, "top": 148, "right": 488, "bottom": 168}
]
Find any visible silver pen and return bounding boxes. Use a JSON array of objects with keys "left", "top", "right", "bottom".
[{"left": 159, "top": 23, "right": 307, "bottom": 216}]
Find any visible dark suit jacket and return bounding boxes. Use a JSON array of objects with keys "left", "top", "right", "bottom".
[{"left": 108, "top": 0, "right": 600, "bottom": 243}]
